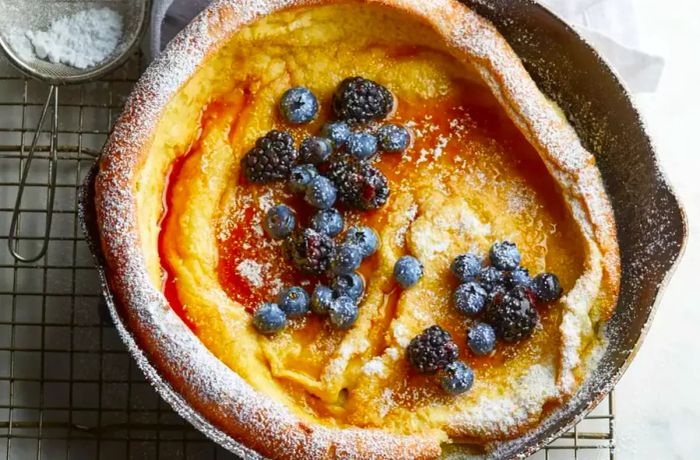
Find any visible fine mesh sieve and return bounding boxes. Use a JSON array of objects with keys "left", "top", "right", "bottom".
[{"left": 0, "top": 0, "right": 148, "bottom": 262}]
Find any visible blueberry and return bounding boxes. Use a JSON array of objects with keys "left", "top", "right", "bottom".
[
  {"left": 310, "top": 284, "right": 334, "bottom": 315},
  {"left": 532, "top": 273, "right": 563, "bottom": 302},
  {"left": 439, "top": 361, "right": 474, "bottom": 395},
  {"left": 329, "top": 296, "right": 359, "bottom": 329},
  {"left": 310, "top": 208, "right": 344, "bottom": 237},
  {"left": 279, "top": 86, "right": 318, "bottom": 124},
  {"left": 288, "top": 164, "right": 319, "bottom": 193},
  {"left": 378, "top": 124, "right": 410, "bottom": 152},
  {"left": 453, "top": 281, "right": 488, "bottom": 316},
  {"left": 489, "top": 241, "right": 521, "bottom": 271},
  {"left": 346, "top": 132, "right": 378, "bottom": 160},
  {"left": 467, "top": 322, "right": 496, "bottom": 355},
  {"left": 264, "top": 204, "right": 296, "bottom": 239},
  {"left": 344, "top": 225, "right": 379, "bottom": 258},
  {"left": 332, "top": 272, "right": 365, "bottom": 301},
  {"left": 277, "top": 286, "right": 310, "bottom": 318},
  {"left": 450, "top": 253, "right": 482, "bottom": 282},
  {"left": 478, "top": 266, "right": 506, "bottom": 292},
  {"left": 320, "top": 121, "right": 351, "bottom": 148},
  {"left": 304, "top": 176, "right": 337, "bottom": 209},
  {"left": 506, "top": 267, "right": 532, "bottom": 290},
  {"left": 331, "top": 244, "right": 363, "bottom": 275},
  {"left": 253, "top": 302, "right": 287, "bottom": 334},
  {"left": 299, "top": 136, "right": 333, "bottom": 164},
  {"left": 393, "top": 255, "right": 423, "bottom": 288}
]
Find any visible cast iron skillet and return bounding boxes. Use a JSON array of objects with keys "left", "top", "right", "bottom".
[{"left": 80, "top": 1, "right": 687, "bottom": 458}]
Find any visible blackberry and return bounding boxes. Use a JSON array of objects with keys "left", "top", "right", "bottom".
[
  {"left": 486, "top": 284, "right": 507, "bottom": 308},
  {"left": 284, "top": 228, "right": 336, "bottom": 275},
  {"left": 332, "top": 77, "right": 394, "bottom": 124},
  {"left": 242, "top": 130, "right": 298, "bottom": 183},
  {"left": 327, "top": 156, "right": 389, "bottom": 210},
  {"left": 532, "top": 273, "right": 563, "bottom": 302},
  {"left": 406, "top": 325, "right": 459, "bottom": 374},
  {"left": 485, "top": 287, "right": 538, "bottom": 342}
]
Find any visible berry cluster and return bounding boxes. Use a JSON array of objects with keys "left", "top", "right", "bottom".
[
  {"left": 406, "top": 326, "right": 474, "bottom": 396},
  {"left": 241, "top": 78, "right": 411, "bottom": 210},
  {"left": 253, "top": 205, "right": 379, "bottom": 333},
  {"left": 405, "top": 241, "right": 563, "bottom": 395},
  {"left": 251, "top": 78, "right": 414, "bottom": 335},
  {"left": 450, "top": 241, "right": 562, "bottom": 353}
]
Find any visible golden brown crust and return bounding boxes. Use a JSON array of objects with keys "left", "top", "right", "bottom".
[{"left": 94, "top": 0, "right": 620, "bottom": 458}]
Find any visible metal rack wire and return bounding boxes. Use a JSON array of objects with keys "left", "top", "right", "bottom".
[{"left": 0, "top": 53, "right": 615, "bottom": 460}]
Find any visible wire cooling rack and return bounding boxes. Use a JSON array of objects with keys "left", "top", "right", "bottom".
[{"left": 0, "top": 53, "right": 615, "bottom": 460}]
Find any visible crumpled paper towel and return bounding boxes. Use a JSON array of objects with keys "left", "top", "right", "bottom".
[
  {"left": 539, "top": 0, "right": 663, "bottom": 93},
  {"left": 148, "top": 0, "right": 664, "bottom": 93}
]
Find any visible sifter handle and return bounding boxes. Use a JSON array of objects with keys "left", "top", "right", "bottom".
[{"left": 8, "top": 85, "right": 59, "bottom": 263}]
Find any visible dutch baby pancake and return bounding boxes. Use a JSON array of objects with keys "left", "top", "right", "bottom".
[{"left": 95, "top": 0, "right": 620, "bottom": 458}]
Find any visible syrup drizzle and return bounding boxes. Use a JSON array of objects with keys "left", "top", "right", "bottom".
[
  {"left": 158, "top": 100, "right": 230, "bottom": 331},
  {"left": 159, "top": 153, "right": 197, "bottom": 331}
]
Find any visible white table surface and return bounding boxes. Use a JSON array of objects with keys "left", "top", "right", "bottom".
[{"left": 613, "top": 1, "right": 700, "bottom": 458}]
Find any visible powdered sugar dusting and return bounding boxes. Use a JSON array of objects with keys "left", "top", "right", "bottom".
[
  {"left": 362, "top": 357, "right": 388, "bottom": 377},
  {"left": 236, "top": 259, "right": 264, "bottom": 288},
  {"left": 394, "top": 203, "right": 418, "bottom": 247},
  {"left": 257, "top": 190, "right": 275, "bottom": 211},
  {"left": 451, "top": 364, "right": 559, "bottom": 435},
  {"left": 379, "top": 388, "right": 396, "bottom": 418},
  {"left": 507, "top": 185, "right": 537, "bottom": 213},
  {"left": 392, "top": 323, "right": 412, "bottom": 348}
]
